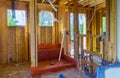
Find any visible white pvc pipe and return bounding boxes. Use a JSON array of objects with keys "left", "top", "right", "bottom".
[
  {"left": 58, "top": 28, "right": 65, "bottom": 62},
  {"left": 47, "top": 0, "right": 57, "bottom": 12},
  {"left": 117, "top": 0, "right": 120, "bottom": 63}
]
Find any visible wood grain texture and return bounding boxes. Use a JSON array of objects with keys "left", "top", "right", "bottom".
[
  {"left": 73, "top": 0, "right": 79, "bottom": 66},
  {"left": 0, "top": 3, "right": 8, "bottom": 64},
  {"left": 109, "top": 0, "right": 117, "bottom": 62},
  {"left": 0, "top": 1, "right": 29, "bottom": 64},
  {"left": 0, "top": 3, "right": 2, "bottom": 63}
]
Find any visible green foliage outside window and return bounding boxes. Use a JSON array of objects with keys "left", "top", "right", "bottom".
[
  {"left": 79, "top": 23, "right": 84, "bottom": 34},
  {"left": 78, "top": 14, "right": 86, "bottom": 34},
  {"left": 102, "top": 17, "right": 106, "bottom": 35},
  {"left": 7, "top": 10, "right": 26, "bottom": 26},
  {"left": 8, "top": 11, "right": 18, "bottom": 26}
]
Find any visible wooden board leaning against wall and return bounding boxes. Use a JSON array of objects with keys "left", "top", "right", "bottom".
[{"left": 0, "top": 1, "right": 29, "bottom": 64}]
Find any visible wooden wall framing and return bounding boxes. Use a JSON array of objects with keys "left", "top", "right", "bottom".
[
  {"left": 0, "top": 1, "right": 29, "bottom": 64},
  {"left": 37, "top": 4, "right": 59, "bottom": 44}
]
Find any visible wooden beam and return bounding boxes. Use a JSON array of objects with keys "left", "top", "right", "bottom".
[
  {"left": 78, "top": 0, "right": 89, "bottom": 4},
  {"left": 82, "top": 49, "right": 102, "bottom": 57},
  {"left": 73, "top": 0, "right": 79, "bottom": 66},
  {"left": 59, "top": 0, "right": 68, "bottom": 7},
  {"left": 30, "top": 0, "right": 38, "bottom": 67},
  {"left": 52, "top": 0, "right": 56, "bottom": 3},
  {"left": 96, "top": 2, "right": 106, "bottom": 10},
  {"left": 89, "top": 0, "right": 105, "bottom": 7},
  {"left": 78, "top": 0, "right": 105, "bottom": 7},
  {"left": 104, "top": 0, "right": 110, "bottom": 61},
  {"left": 78, "top": 34, "right": 105, "bottom": 38},
  {"left": 109, "top": 0, "right": 117, "bottom": 62},
  {"left": 42, "top": 0, "right": 46, "bottom": 3},
  {"left": 0, "top": 3, "right": 8, "bottom": 64},
  {"left": 20, "top": 0, "right": 30, "bottom": 1},
  {"left": 78, "top": 0, "right": 84, "bottom": 3},
  {"left": 37, "top": 3, "right": 58, "bottom": 11}
]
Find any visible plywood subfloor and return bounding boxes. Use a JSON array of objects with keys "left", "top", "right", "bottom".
[
  {"left": 35, "top": 68, "right": 90, "bottom": 78},
  {"left": 0, "top": 62, "right": 89, "bottom": 78},
  {"left": 0, "top": 62, "right": 31, "bottom": 78}
]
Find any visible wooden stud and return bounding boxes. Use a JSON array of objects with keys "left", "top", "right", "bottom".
[
  {"left": 104, "top": 0, "right": 110, "bottom": 61},
  {"left": 54, "top": 10, "right": 59, "bottom": 43},
  {"left": 24, "top": 5, "right": 29, "bottom": 61},
  {"left": 29, "top": 0, "right": 37, "bottom": 67},
  {"left": 52, "top": 0, "right": 56, "bottom": 3},
  {"left": 73, "top": 0, "right": 79, "bottom": 66},
  {"left": 46, "top": 27, "right": 47, "bottom": 44},
  {"left": 52, "top": 12, "right": 55, "bottom": 43},
  {"left": 0, "top": 3, "right": 2, "bottom": 63},
  {"left": 89, "top": 0, "right": 105, "bottom": 7},
  {"left": 0, "top": 3, "right": 8, "bottom": 64},
  {"left": 109, "top": 0, "right": 117, "bottom": 62},
  {"left": 41, "top": 0, "right": 45, "bottom": 4},
  {"left": 92, "top": 10, "right": 96, "bottom": 52}
]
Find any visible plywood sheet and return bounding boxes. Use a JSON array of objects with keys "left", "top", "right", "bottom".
[
  {"left": 0, "top": 4, "right": 8, "bottom": 64},
  {"left": 39, "top": 27, "right": 53, "bottom": 44},
  {"left": 40, "top": 27, "right": 46, "bottom": 44},
  {"left": 46, "top": 27, "right": 52, "bottom": 44},
  {"left": 0, "top": 1, "right": 29, "bottom": 64}
]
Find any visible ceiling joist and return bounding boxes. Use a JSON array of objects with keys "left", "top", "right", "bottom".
[
  {"left": 78, "top": 0, "right": 105, "bottom": 7},
  {"left": 89, "top": 0, "right": 105, "bottom": 7},
  {"left": 78, "top": 0, "right": 89, "bottom": 4},
  {"left": 52, "top": 0, "right": 56, "bottom": 3},
  {"left": 41, "top": 0, "right": 46, "bottom": 3}
]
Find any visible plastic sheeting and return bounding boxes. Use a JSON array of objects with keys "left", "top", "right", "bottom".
[{"left": 96, "top": 63, "right": 120, "bottom": 78}]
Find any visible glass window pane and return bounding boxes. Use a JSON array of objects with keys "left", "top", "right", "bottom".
[
  {"left": 39, "top": 11, "right": 53, "bottom": 26},
  {"left": 102, "top": 17, "right": 106, "bottom": 35},
  {"left": 7, "top": 9, "right": 26, "bottom": 26},
  {"left": 70, "top": 13, "right": 74, "bottom": 40},
  {"left": 78, "top": 14, "right": 86, "bottom": 34}
]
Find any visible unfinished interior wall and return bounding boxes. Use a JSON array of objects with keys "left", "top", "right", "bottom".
[
  {"left": 92, "top": 9, "right": 97, "bottom": 52},
  {"left": 95, "top": 7, "right": 105, "bottom": 53},
  {"left": 0, "top": 1, "right": 29, "bottom": 64},
  {"left": 0, "top": 2, "right": 8, "bottom": 64},
  {"left": 86, "top": 3, "right": 106, "bottom": 53},
  {"left": 86, "top": 8, "right": 93, "bottom": 51},
  {"left": 58, "top": 4, "right": 66, "bottom": 53},
  {"left": 105, "top": 0, "right": 117, "bottom": 62},
  {"left": 37, "top": 4, "right": 59, "bottom": 44},
  {"left": 96, "top": 10, "right": 101, "bottom": 52}
]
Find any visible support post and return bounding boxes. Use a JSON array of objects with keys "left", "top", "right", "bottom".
[
  {"left": 104, "top": 0, "right": 110, "bottom": 61},
  {"left": 30, "top": 0, "right": 37, "bottom": 67},
  {"left": 105, "top": 0, "right": 117, "bottom": 62},
  {"left": 73, "top": 0, "right": 79, "bottom": 66},
  {"left": 109, "top": 0, "right": 117, "bottom": 62}
]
